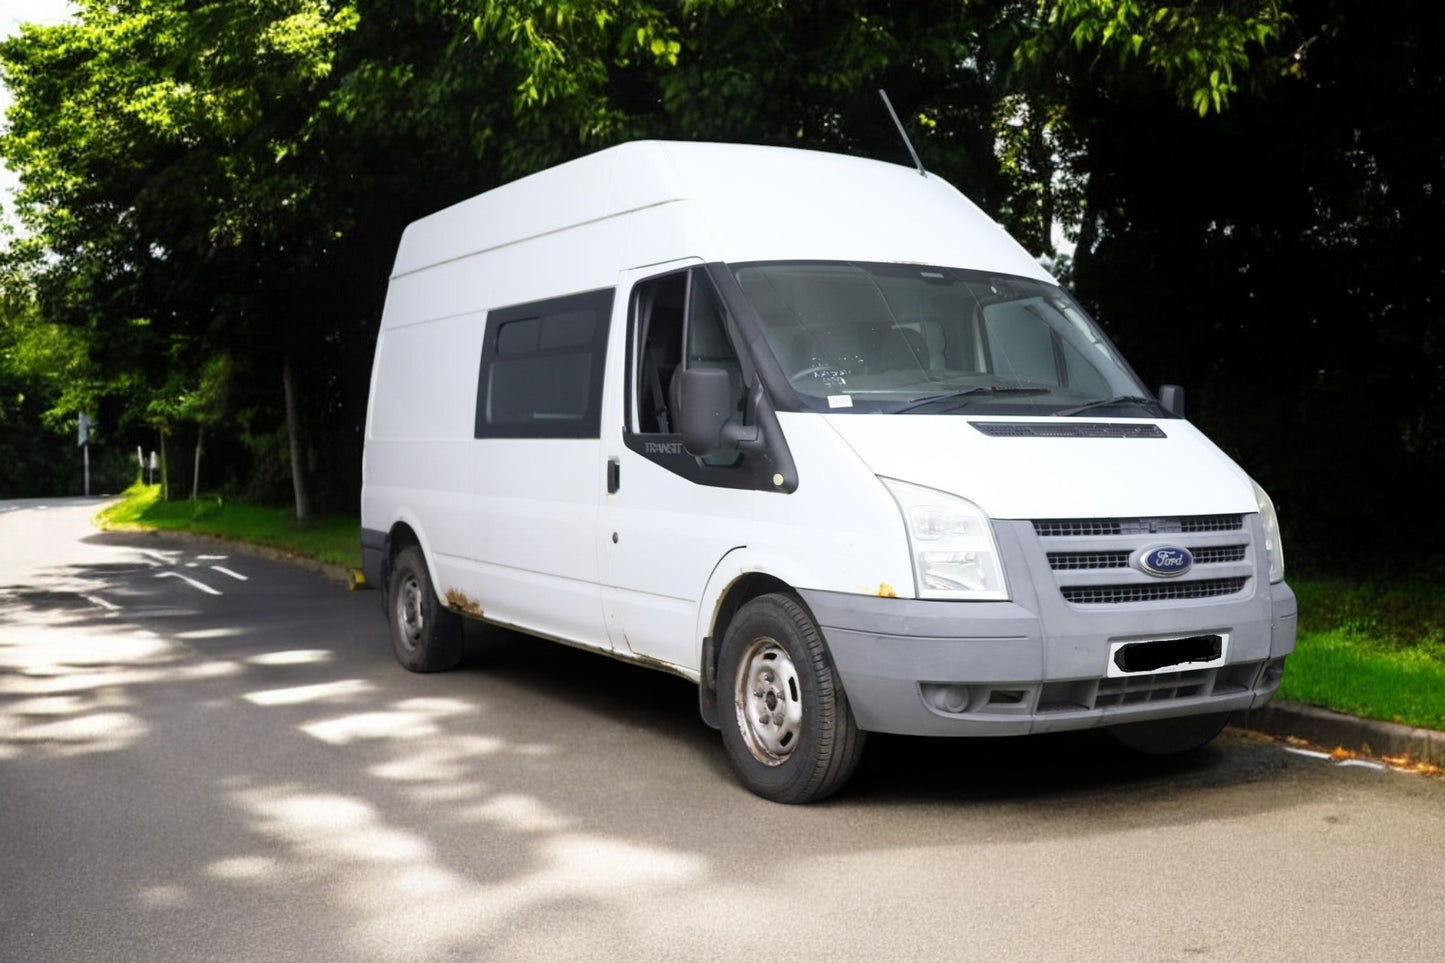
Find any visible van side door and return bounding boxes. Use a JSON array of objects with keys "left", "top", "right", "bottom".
[
  {"left": 598, "top": 264, "right": 760, "bottom": 672},
  {"left": 469, "top": 287, "right": 616, "bottom": 650}
]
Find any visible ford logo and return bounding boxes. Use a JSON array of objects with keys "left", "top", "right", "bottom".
[{"left": 1139, "top": 545, "right": 1193, "bottom": 578}]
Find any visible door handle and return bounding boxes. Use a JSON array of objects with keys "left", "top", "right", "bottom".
[{"left": 606, "top": 457, "right": 620, "bottom": 494}]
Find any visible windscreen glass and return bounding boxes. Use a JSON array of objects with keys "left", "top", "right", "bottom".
[{"left": 732, "top": 261, "right": 1148, "bottom": 414}]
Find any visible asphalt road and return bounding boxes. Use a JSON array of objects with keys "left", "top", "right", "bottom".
[{"left": 3, "top": 497, "right": 1443, "bottom": 962}]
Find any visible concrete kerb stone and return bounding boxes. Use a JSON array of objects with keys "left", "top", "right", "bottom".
[{"left": 1237, "top": 700, "right": 1445, "bottom": 767}]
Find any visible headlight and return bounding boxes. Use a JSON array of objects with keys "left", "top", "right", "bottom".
[
  {"left": 880, "top": 477, "right": 1008, "bottom": 600},
  {"left": 1251, "top": 478, "right": 1286, "bottom": 584}
]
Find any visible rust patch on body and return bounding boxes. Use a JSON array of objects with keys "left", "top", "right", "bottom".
[
  {"left": 876, "top": 583, "right": 898, "bottom": 598},
  {"left": 444, "top": 588, "right": 485, "bottom": 619}
]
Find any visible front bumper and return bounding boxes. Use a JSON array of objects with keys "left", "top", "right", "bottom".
[{"left": 800, "top": 518, "right": 1298, "bottom": 737}]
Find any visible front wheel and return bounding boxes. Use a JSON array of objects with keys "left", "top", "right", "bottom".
[
  {"left": 718, "top": 593, "right": 866, "bottom": 804},
  {"left": 387, "top": 546, "right": 463, "bottom": 673},
  {"left": 1109, "top": 712, "right": 1231, "bottom": 755}
]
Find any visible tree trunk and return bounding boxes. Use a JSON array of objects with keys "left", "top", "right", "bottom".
[
  {"left": 159, "top": 428, "right": 170, "bottom": 501},
  {"left": 191, "top": 423, "right": 204, "bottom": 502},
  {"left": 282, "top": 356, "right": 313, "bottom": 523}
]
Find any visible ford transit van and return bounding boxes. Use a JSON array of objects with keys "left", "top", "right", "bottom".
[{"left": 361, "top": 141, "right": 1296, "bottom": 803}]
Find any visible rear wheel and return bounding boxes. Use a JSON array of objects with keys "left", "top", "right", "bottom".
[
  {"left": 1109, "top": 712, "right": 1231, "bottom": 755},
  {"left": 388, "top": 546, "right": 463, "bottom": 672},
  {"left": 718, "top": 593, "right": 866, "bottom": 803}
]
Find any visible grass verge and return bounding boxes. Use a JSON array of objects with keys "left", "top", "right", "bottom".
[
  {"left": 1280, "top": 577, "right": 1445, "bottom": 732},
  {"left": 95, "top": 483, "right": 361, "bottom": 569}
]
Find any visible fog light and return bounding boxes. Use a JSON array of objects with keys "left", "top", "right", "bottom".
[{"left": 925, "top": 684, "right": 971, "bottom": 714}]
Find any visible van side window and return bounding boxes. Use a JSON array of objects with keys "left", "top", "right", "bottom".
[
  {"left": 475, "top": 288, "right": 613, "bottom": 439},
  {"left": 631, "top": 270, "right": 749, "bottom": 462},
  {"left": 633, "top": 273, "right": 687, "bottom": 434},
  {"left": 686, "top": 272, "right": 749, "bottom": 467}
]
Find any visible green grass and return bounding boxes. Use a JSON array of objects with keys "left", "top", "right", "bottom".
[
  {"left": 1280, "top": 577, "right": 1445, "bottom": 732},
  {"left": 93, "top": 484, "right": 1445, "bottom": 732},
  {"left": 95, "top": 483, "right": 361, "bottom": 569}
]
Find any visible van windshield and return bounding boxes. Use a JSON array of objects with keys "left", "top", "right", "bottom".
[{"left": 732, "top": 261, "right": 1152, "bottom": 415}]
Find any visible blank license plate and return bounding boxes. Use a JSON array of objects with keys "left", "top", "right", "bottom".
[{"left": 1108, "top": 634, "right": 1227, "bottom": 677}]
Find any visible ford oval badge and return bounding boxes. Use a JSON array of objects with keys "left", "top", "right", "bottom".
[{"left": 1139, "top": 545, "right": 1193, "bottom": 578}]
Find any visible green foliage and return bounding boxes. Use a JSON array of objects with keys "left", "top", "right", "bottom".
[
  {"left": 3, "top": 0, "right": 1441, "bottom": 569},
  {"left": 1066, "top": 0, "right": 1445, "bottom": 568},
  {"left": 1021, "top": 0, "right": 1292, "bottom": 115}
]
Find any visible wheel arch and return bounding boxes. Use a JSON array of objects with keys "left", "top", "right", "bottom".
[
  {"left": 376, "top": 517, "right": 425, "bottom": 606},
  {"left": 696, "top": 563, "right": 805, "bottom": 730}
]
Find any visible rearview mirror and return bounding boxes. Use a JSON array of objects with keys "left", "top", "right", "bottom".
[
  {"left": 675, "top": 367, "right": 759, "bottom": 456},
  {"left": 1158, "top": 383, "right": 1185, "bottom": 418}
]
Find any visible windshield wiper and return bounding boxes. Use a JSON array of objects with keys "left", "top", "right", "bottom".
[
  {"left": 1052, "top": 395, "right": 1163, "bottom": 417},
  {"left": 894, "top": 385, "right": 1052, "bottom": 414}
]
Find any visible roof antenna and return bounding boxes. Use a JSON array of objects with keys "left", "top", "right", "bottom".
[{"left": 878, "top": 89, "right": 926, "bottom": 177}]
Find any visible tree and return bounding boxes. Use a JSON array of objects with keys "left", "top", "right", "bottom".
[
  {"left": 10, "top": 0, "right": 1434, "bottom": 565},
  {"left": 1063, "top": 0, "right": 1445, "bottom": 566}
]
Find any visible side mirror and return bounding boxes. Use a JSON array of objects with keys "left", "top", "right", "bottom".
[
  {"left": 675, "top": 367, "right": 760, "bottom": 456},
  {"left": 1158, "top": 383, "right": 1185, "bottom": 418}
]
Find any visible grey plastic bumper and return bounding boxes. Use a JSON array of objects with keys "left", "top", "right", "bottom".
[{"left": 799, "top": 520, "right": 1298, "bottom": 737}]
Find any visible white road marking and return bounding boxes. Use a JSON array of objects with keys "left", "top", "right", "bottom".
[
  {"left": 156, "top": 571, "right": 222, "bottom": 596},
  {"left": 1337, "top": 758, "right": 1389, "bottom": 771},
  {"left": 1284, "top": 747, "right": 1333, "bottom": 761},
  {"left": 210, "top": 566, "right": 248, "bottom": 581},
  {"left": 82, "top": 594, "right": 120, "bottom": 611},
  {"left": 1285, "top": 745, "right": 1392, "bottom": 772}
]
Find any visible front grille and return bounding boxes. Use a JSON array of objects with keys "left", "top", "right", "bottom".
[
  {"left": 1047, "top": 544, "right": 1247, "bottom": 571},
  {"left": 1095, "top": 669, "right": 1214, "bottom": 707},
  {"left": 1030, "top": 513, "right": 1256, "bottom": 606},
  {"left": 1047, "top": 551, "right": 1132, "bottom": 570},
  {"left": 1033, "top": 661, "right": 1265, "bottom": 714},
  {"left": 1061, "top": 577, "right": 1249, "bottom": 605},
  {"left": 1190, "top": 545, "right": 1247, "bottom": 565},
  {"left": 1034, "top": 515, "right": 1244, "bottom": 538}
]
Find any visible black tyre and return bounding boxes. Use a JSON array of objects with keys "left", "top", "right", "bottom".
[
  {"left": 718, "top": 593, "right": 866, "bottom": 804},
  {"left": 387, "top": 546, "right": 463, "bottom": 673},
  {"left": 1109, "top": 711, "right": 1231, "bottom": 756}
]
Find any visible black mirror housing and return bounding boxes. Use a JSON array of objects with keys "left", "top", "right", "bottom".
[
  {"left": 1158, "top": 383, "right": 1185, "bottom": 418},
  {"left": 676, "top": 367, "right": 760, "bottom": 456},
  {"left": 677, "top": 367, "right": 735, "bottom": 455}
]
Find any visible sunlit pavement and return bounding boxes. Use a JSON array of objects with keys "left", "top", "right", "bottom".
[{"left": 3, "top": 498, "right": 1444, "bottom": 962}]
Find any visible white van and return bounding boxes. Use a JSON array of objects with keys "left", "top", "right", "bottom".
[{"left": 361, "top": 140, "right": 1296, "bottom": 803}]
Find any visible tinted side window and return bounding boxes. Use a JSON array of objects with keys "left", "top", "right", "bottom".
[{"left": 475, "top": 288, "right": 613, "bottom": 438}]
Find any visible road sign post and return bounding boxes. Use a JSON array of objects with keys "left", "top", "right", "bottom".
[{"left": 77, "top": 413, "right": 93, "bottom": 496}]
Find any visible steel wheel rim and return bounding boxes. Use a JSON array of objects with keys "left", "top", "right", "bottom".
[
  {"left": 397, "top": 575, "right": 425, "bottom": 651},
  {"left": 734, "top": 636, "right": 804, "bottom": 765}
]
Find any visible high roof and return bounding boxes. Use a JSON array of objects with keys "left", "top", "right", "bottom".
[{"left": 391, "top": 141, "right": 1049, "bottom": 282}]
